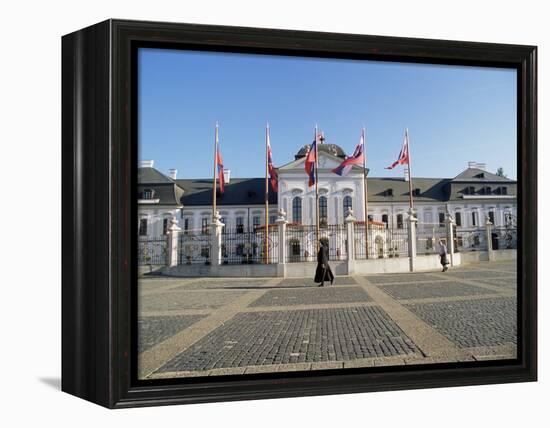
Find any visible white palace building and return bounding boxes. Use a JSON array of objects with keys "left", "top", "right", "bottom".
[{"left": 137, "top": 141, "right": 517, "bottom": 274}]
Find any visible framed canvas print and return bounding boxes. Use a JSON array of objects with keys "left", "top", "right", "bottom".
[{"left": 61, "top": 19, "right": 537, "bottom": 408}]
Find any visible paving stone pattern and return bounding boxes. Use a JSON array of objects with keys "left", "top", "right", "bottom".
[
  {"left": 405, "top": 297, "right": 517, "bottom": 348},
  {"left": 139, "top": 289, "right": 247, "bottom": 312},
  {"left": 157, "top": 306, "right": 419, "bottom": 372},
  {"left": 380, "top": 281, "right": 491, "bottom": 300},
  {"left": 250, "top": 286, "right": 371, "bottom": 307},
  {"left": 138, "top": 315, "right": 207, "bottom": 352},
  {"left": 444, "top": 270, "right": 516, "bottom": 280},
  {"left": 173, "top": 279, "right": 273, "bottom": 290},
  {"left": 365, "top": 273, "right": 442, "bottom": 284},
  {"left": 475, "top": 277, "right": 518, "bottom": 289},
  {"left": 278, "top": 276, "right": 358, "bottom": 286}
]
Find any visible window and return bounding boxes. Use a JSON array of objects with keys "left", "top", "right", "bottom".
[
  {"left": 465, "top": 186, "right": 475, "bottom": 195},
  {"left": 253, "top": 216, "right": 261, "bottom": 229},
  {"left": 184, "top": 218, "right": 190, "bottom": 234},
  {"left": 455, "top": 212, "right": 462, "bottom": 227},
  {"left": 163, "top": 218, "right": 169, "bottom": 235},
  {"left": 343, "top": 195, "right": 352, "bottom": 215},
  {"left": 396, "top": 214, "right": 404, "bottom": 229},
  {"left": 292, "top": 197, "right": 302, "bottom": 223},
  {"left": 483, "top": 186, "right": 492, "bottom": 195},
  {"left": 236, "top": 216, "right": 244, "bottom": 233},
  {"left": 141, "top": 188, "right": 155, "bottom": 199},
  {"left": 413, "top": 188, "right": 421, "bottom": 196},
  {"left": 269, "top": 215, "right": 277, "bottom": 225},
  {"left": 439, "top": 212, "right": 445, "bottom": 227},
  {"left": 386, "top": 188, "right": 394, "bottom": 197},
  {"left": 382, "top": 214, "right": 388, "bottom": 228},
  {"left": 488, "top": 211, "right": 495, "bottom": 225},
  {"left": 139, "top": 219, "right": 147, "bottom": 236},
  {"left": 501, "top": 187, "right": 508, "bottom": 195},
  {"left": 471, "top": 211, "right": 478, "bottom": 226},
  {"left": 201, "top": 218, "right": 209, "bottom": 234},
  {"left": 319, "top": 196, "right": 328, "bottom": 224}
]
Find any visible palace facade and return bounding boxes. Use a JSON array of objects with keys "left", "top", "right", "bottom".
[{"left": 137, "top": 143, "right": 517, "bottom": 243}]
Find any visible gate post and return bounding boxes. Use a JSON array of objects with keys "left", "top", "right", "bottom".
[
  {"left": 210, "top": 211, "right": 225, "bottom": 266},
  {"left": 345, "top": 209, "right": 356, "bottom": 275},
  {"left": 166, "top": 217, "right": 181, "bottom": 267},
  {"left": 407, "top": 209, "right": 418, "bottom": 272},
  {"left": 445, "top": 212, "right": 456, "bottom": 267},
  {"left": 485, "top": 217, "right": 494, "bottom": 261},
  {"left": 275, "top": 209, "right": 288, "bottom": 277}
]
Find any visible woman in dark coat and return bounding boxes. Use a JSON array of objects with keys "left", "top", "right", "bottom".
[{"left": 314, "top": 240, "right": 334, "bottom": 287}]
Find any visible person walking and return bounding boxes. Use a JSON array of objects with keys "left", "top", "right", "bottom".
[
  {"left": 315, "top": 239, "right": 334, "bottom": 287},
  {"left": 439, "top": 239, "right": 449, "bottom": 272}
]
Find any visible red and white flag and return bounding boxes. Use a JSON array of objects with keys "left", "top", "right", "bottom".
[
  {"left": 386, "top": 130, "right": 410, "bottom": 170},
  {"left": 267, "top": 132, "right": 278, "bottom": 192}
]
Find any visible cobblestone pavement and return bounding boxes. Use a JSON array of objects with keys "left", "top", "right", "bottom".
[{"left": 138, "top": 260, "right": 517, "bottom": 379}]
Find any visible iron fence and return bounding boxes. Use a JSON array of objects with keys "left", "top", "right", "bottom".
[
  {"left": 221, "top": 225, "right": 279, "bottom": 264},
  {"left": 454, "top": 227, "right": 487, "bottom": 252},
  {"left": 285, "top": 224, "right": 347, "bottom": 263},
  {"left": 178, "top": 231, "right": 212, "bottom": 265},
  {"left": 416, "top": 222, "right": 447, "bottom": 255},
  {"left": 355, "top": 223, "right": 409, "bottom": 259},
  {"left": 138, "top": 235, "right": 167, "bottom": 265},
  {"left": 492, "top": 226, "right": 518, "bottom": 250}
]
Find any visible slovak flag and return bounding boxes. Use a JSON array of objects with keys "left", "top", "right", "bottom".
[
  {"left": 332, "top": 132, "right": 365, "bottom": 176},
  {"left": 386, "top": 130, "right": 410, "bottom": 169},
  {"left": 216, "top": 145, "right": 225, "bottom": 193},
  {"left": 304, "top": 133, "right": 322, "bottom": 187},
  {"left": 267, "top": 133, "right": 278, "bottom": 192}
]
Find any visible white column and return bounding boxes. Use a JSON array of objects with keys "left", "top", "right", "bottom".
[
  {"left": 210, "top": 211, "right": 225, "bottom": 266},
  {"left": 486, "top": 216, "right": 494, "bottom": 261},
  {"left": 407, "top": 209, "right": 418, "bottom": 272},
  {"left": 445, "top": 212, "right": 456, "bottom": 267},
  {"left": 166, "top": 217, "right": 181, "bottom": 267},
  {"left": 276, "top": 209, "right": 288, "bottom": 277},
  {"left": 345, "top": 208, "right": 356, "bottom": 275}
]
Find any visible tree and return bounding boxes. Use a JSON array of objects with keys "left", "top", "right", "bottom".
[{"left": 496, "top": 167, "right": 507, "bottom": 178}]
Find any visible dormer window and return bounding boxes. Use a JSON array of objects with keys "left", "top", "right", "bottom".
[
  {"left": 475, "top": 172, "right": 485, "bottom": 179},
  {"left": 386, "top": 189, "right": 394, "bottom": 197},
  {"left": 464, "top": 186, "right": 475, "bottom": 195},
  {"left": 142, "top": 189, "right": 155, "bottom": 199},
  {"left": 498, "top": 186, "right": 508, "bottom": 195},
  {"left": 413, "top": 188, "right": 421, "bottom": 197},
  {"left": 482, "top": 186, "right": 491, "bottom": 195}
]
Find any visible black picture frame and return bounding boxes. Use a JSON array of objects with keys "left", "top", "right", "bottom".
[{"left": 61, "top": 19, "right": 537, "bottom": 408}]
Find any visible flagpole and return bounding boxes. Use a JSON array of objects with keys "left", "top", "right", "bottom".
[
  {"left": 406, "top": 128, "right": 414, "bottom": 211},
  {"left": 362, "top": 127, "right": 369, "bottom": 259},
  {"left": 265, "top": 123, "right": 270, "bottom": 264},
  {"left": 212, "top": 122, "right": 218, "bottom": 220},
  {"left": 315, "top": 125, "right": 320, "bottom": 252}
]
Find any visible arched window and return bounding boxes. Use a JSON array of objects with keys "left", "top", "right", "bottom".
[
  {"left": 343, "top": 195, "right": 352, "bottom": 215},
  {"left": 319, "top": 196, "right": 328, "bottom": 224},
  {"left": 292, "top": 197, "right": 302, "bottom": 223}
]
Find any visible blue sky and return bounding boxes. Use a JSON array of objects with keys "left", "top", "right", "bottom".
[{"left": 138, "top": 48, "right": 517, "bottom": 180}]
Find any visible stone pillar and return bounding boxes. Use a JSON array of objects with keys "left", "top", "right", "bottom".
[
  {"left": 445, "top": 212, "right": 456, "bottom": 267},
  {"left": 345, "top": 209, "right": 356, "bottom": 261},
  {"left": 210, "top": 211, "right": 225, "bottom": 266},
  {"left": 166, "top": 217, "right": 181, "bottom": 267},
  {"left": 345, "top": 209, "right": 356, "bottom": 275},
  {"left": 407, "top": 209, "right": 418, "bottom": 272},
  {"left": 275, "top": 209, "right": 288, "bottom": 277},
  {"left": 485, "top": 217, "right": 494, "bottom": 261}
]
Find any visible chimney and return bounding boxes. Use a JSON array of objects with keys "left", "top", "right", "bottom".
[
  {"left": 223, "top": 169, "right": 231, "bottom": 184},
  {"left": 140, "top": 160, "right": 154, "bottom": 168},
  {"left": 468, "top": 161, "right": 486, "bottom": 171},
  {"left": 169, "top": 169, "right": 177, "bottom": 179}
]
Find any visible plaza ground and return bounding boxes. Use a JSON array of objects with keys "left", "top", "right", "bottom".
[{"left": 138, "top": 260, "right": 517, "bottom": 379}]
